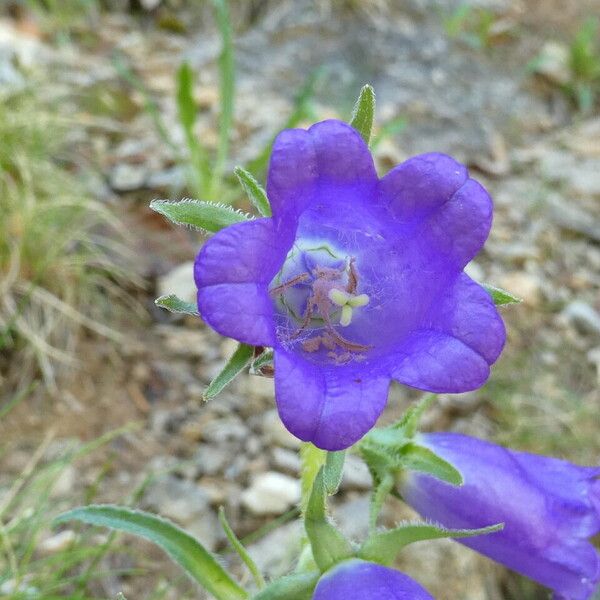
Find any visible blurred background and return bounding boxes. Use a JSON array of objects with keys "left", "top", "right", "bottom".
[{"left": 0, "top": 0, "right": 599, "bottom": 598}]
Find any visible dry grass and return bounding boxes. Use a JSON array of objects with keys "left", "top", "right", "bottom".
[{"left": 0, "top": 88, "right": 138, "bottom": 395}]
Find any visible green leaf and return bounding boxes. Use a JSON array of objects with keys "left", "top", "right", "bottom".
[
  {"left": 204, "top": 343, "right": 254, "bottom": 400},
  {"left": 482, "top": 284, "right": 522, "bottom": 305},
  {"left": 155, "top": 294, "right": 199, "bottom": 317},
  {"left": 359, "top": 521, "right": 504, "bottom": 565},
  {"left": 234, "top": 167, "right": 272, "bottom": 216},
  {"left": 251, "top": 572, "right": 319, "bottom": 600},
  {"left": 150, "top": 198, "right": 251, "bottom": 233},
  {"left": 176, "top": 62, "right": 211, "bottom": 198},
  {"left": 219, "top": 507, "right": 265, "bottom": 589},
  {"left": 399, "top": 442, "right": 463, "bottom": 486},
  {"left": 349, "top": 84, "right": 376, "bottom": 145},
  {"left": 323, "top": 451, "right": 345, "bottom": 495},
  {"left": 176, "top": 62, "right": 196, "bottom": 133},
  {"left": 305, "top": 468, "right": 353, "bottom": 571},
  {"left": 55, "top": 505, "right": 248, "bottom": 600}
]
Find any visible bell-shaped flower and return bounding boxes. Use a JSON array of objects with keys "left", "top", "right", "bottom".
[
  {"left": 195, "top": 120, "right": 505, "bottom": 450},
  {"left": 399, "top": 432, "right": 600, "bottom": 600},
  {"left": 312, "top": 559, "right": 434, "bottom": 600}
]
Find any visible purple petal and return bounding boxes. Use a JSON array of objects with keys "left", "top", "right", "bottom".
[
  {"left": 429, "top": 273, "right": 506, "bottom": 365},
  {"left": 386, "top": 330, "right": 492, "bottom": 393},
  {"left": 273, "top": 350, "right": 389, "bottom": 451},
  {"left": 379, "top": 153, "right": 468, "bottom": 222},
  {"left": 194, "top": 219, "right": 292, "bottom": 345},
  {"left": 313, "top": 560, "right": 434, "bottom": 600},
  {"left": 380, "top": 153, "right": 492, "bottom": 269},
  {"left": 267, "top": 120, "right": 377, "bottom": 222},
  {"left": 401, "top": 433, "right": 600, "bottom": 600},
  {"left": 267, "top": 128, "right": 318, "bottom": 221},
  {"left": 308, "top": 120, "right": 377, "bottom": 183}
]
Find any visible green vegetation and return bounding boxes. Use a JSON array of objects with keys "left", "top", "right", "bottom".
[
  {"left": 441, "top": 3, "right": 506, "bottom": 50},
  {"left": 0, "top": 89, "right": 133, "bottom": 393},
  {"left": 0, "top": 427, "right": 146, "bottom": 599}
]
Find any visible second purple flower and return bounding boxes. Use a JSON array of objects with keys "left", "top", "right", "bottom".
[{"left": 195, "top": 119, "right": 506, "bottom": 450}]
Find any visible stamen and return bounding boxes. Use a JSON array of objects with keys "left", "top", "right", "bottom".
[
  {"left": 348, "top": 293, "right": 369, "bottom": 308},
  {"left": 328, "top": 288, "right": 350, "bottom": 306},
  {"left": 340, "top": 305, "right": 353, "bottom": 327}
]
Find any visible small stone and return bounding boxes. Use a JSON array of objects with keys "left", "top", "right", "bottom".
[
  {"left": 464, "top": 261, "right": 484, "bottom": 282},
  {"left": 241, "top": 472, "right": 300, "bottom": 515},
  {"left": 262, "top": 409, "right": 301, "bottom": 449},
  {"left": 39, "top": 530, "right": 76, "bottom": 555},
  {"left": 201, "top": 417, "right": 248, "bottom": 443},
  {"left": 332, "top": 495, "right": 371, "bottom": 541},
  {"left": 157, "top": 261, "right": 196, "bottom": 305},
  {"left": 534, "top": 41, "right": 570, "bottom": 86},
  {"left": 109, "top": 163, "right": 147, "bottom": 192},
  {"left": 271, "top": 447, "right": 301, "bottom": 474},
  {"left": 144, "top": 475, "right": 220, "bottom": 549},
  {"left": 561, "top": 301, "right": 600, "bottom": 336},
  {"left": 247, "top": 520, "right": 303, "bottom": 577},
  {"left": 194, "top": 444, "right": 231, "bottom": 476},
  {"left": 140, "top": 0, "right": 162, "bottom": 9},
  {"left": 341, "top": 454, "right": 372, "bottom": 491}
]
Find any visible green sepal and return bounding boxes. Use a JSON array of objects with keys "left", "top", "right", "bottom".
[
  {"left": 54, "top": 505, "right": 248, "bottom": 600},
  {"left": 393, "top": 393, "right": 436, "bottom": 438},
  {"left": 323, "top": 451, "right": 346, "bottom": 495},
  {"left": 155, "top": 294, "right": 199, "bottom": 317},
  {"left": 349, "top": 84, "right": 376, "bottom": 145},
  {"left": 234, "top": 166, "right": 272, "bottom": 216},
  {"left": 305, "top": 468, "right": 353, "bottom": 572},
  {"left": 150, "top": 198, "right": 251, "bottom": 233},
  {"left": 359, "top": 521, "right": 504, "bottom": 565},
  {"left": 482, "top": 283, "right": 522, "bottom": 305},
  {"left": 204, "top": 343, "right": 254, "bottom": 400},
  {"left": 251, "top": 572, "right": 319, "bottom": 600},
  {"left": 397, "top": 442, "right": 463, "bottom": 486}
]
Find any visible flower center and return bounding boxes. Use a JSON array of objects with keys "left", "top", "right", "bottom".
[{"left": 269, "top": 242, "right": 372, "bottom": 364}]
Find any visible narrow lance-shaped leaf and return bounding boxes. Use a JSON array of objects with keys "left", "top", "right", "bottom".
[
  {"left": 349, "top": 84, "right": 376, "bottom": 145},
  {"left": 219, "top": 507, "right": 265, "bottom": 589},
  {"left": 251, "top": 572, "right": 319, "bottom": 600},
  {"left": 204, "top": 343, "right": 254, "bottom": 401},
  {"left": 150, "top": 198, "right": 251, "bottom": 233},
  {"left": 482, "top": 283, "right": 522, "bottom": 305},
  {"left": 176, "top": 62, "right": 211, "bottom": 197},
  {"left": 399, "top": 442, "right": 463, "bottom": 486},
  {"left": 234, "top": 166, "right": 272, "bottom": 217},
  {"left": 55, "top": 505, "right": 248, "bottom": 600},
  {"left": 155, "top": 294, "right": 199, "bottom": 317},
  {"left": 305, "top": 468, "right": 353, "bottom": 572},
  {"left": 360, "top": 521, "right": 504, "bottom": 565},
  {"left": 323, "top": 451, "right": 345, "bottom": 495}
]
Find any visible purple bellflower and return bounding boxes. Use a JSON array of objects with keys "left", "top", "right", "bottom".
[
  {"left": 399, "top": 432, "right": 600, "bottom": 600},
  {"left": 312, "top": 559, "right": 434, "bottom": 600},
  {"left": 194, "top": 120, "right": 505, "bottom": 450}
]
